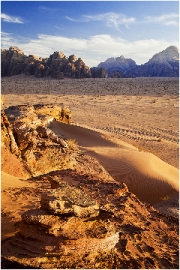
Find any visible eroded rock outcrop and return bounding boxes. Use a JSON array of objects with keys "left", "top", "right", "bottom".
[
  {"left": 90, "top": 67, "right": 108, "bottom": 78},
  {"left": 41, "top": 183, "right": 99, "bottom": 217},
  {"left": 1, "top": 46, "right": 25, "bottom": 76},
  {"left": 2, "top": 179, "right": 119, "bottom": 269},
  {"left": 1, "top": 109, "right": 30, "bottom": 178},
  {"left": 3, "top": 104, "right": 74, "bottom": 177},
  {"left": 1, "top": 109, "right": 20, "bottom": 155},
  {"left": 2, "top": 168, "right": 179, "bottom": 269},
  {"left": 1, "top": 47, "right": 95, "bottom": 79}
]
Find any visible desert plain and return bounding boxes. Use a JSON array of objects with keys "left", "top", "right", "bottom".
[
  {"left": 2, "top": 75, "right": 179, "bottom": 166},
  {"left": 1, "top": 75, "right": 179, "bottom": 267}
]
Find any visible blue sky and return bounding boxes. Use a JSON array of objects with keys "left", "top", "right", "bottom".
[{"left": 1, "top": 1, "right": 179, "bottom": 67}]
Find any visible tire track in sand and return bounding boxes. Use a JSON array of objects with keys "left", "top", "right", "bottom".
[{"left": 98, "top": 126, "right": 179, "bottom": 144}]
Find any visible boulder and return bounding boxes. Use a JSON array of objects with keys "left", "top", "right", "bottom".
[
  {"left": 2, "top": 181, "right": 119, "bottom": 269},
  {"left": 41, "top": 183, "right": 99, "bottom": 217}
]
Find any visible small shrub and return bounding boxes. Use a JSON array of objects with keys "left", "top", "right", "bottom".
[
  {"left": 66, "top": 138, "right": 78, "bottom": 150},
  {"left": 160, "top": 195, "right": 170, "bottom": 201}
]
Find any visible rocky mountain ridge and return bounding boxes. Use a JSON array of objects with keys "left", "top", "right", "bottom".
[
  {"left": 1, "top": 46, "right": 106, "bottom": 79},
  {"left": 148, "top": 46, "right": 179, "bottom": 64},
  {"left": 100, "top": 46, "right": 179, "bottom": 77},
  {"left": 98, "top": 55, "right": 137, "bottom": 73},
  {"left": 1, "top": 45, "right": 179, "bottom": 78},
  {"left": 126, "top": 46, "right": 179, "bottom": 77}
]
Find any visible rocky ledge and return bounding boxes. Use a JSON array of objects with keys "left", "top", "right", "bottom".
[
  {"left": 2, "top": 167, "right": 179, "bottom": 269},
  {"left": 2, "top": 181, "right": 119, "bottom": 269},
  {"left": 2, "top": 104, "right": 74, "bottom": 177},
  {"left": 1, "top": 104, "right": 179, "bottom": 269}
]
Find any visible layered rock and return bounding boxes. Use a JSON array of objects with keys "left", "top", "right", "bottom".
[
  {"left": 1, "top": 109, "right": 30, "bottom": 178},
  {"left": 2, "top": 180, "right": 119, "bottom": 269},
  {"left": 3, "top": 104, "right": 75, "bottom": 177},
  {"left": 1, "top": 168, "right": 179, "bottom": 269}
]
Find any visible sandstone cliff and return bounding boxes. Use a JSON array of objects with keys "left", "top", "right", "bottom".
[
  {"left": 1, "top": 104, "right": 179, "bottom": 269},
  {"left": 1, "top": 47, "right": 104, "bottom": 79}
]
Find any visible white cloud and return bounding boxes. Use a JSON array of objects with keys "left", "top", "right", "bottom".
[
  {"left": 66, "top": 12, "right": 136, "bottom": 30},
  {"left": 1, "top": 13, "right": 24, "bottom": 24},
  {"left": 83, "top": 12, "right": 136, "bottom": 29},
  {"left": 38, "top": 5, "right": 59, "bottom": 13},
  {"left": 1, "top": 32, "right": 179, "bottom": 67},
  {"left": 145, "top": 12, "right": 179, "bottom": 26},
  {"left": 65, "top": 16, "right": 77, "bottom": 22},
  {"left": 66, "top": 11, "right": 179, "bottom": 30}
]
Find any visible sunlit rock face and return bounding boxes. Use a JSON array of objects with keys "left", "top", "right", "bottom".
[
  {"left": 3, "top": 104, "right": 73, "bottom": 177},
  {"left": 1, "top": 47, "right": 92, "bottom": 78},
  {"left": 2, "top": 181, "right": 119, "bottom": 269}
]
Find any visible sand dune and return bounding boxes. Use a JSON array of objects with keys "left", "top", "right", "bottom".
[
  {"left": 2, "top": 76, "right": 179, "bottom": 168},
  {"left": 2, "top": 76, "right": 179, "bottom": 205},
  {"left": 49, "top": 121, "right": 178, "bottom": 205},
  {"left": 1, "top": 172, "right": 30, "bottom": 189},
  {"left": 1, "top": 172, "right": 38, "bottom": 240}
]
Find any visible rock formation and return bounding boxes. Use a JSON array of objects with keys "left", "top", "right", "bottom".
[
  {"left": 1, "top": 47, "right": 102, "bottom": 79},
  {"left": 2, "top": 179, "right": 120, "bottom": 268},
  {"left": 126, "top": 46, "right": 179, "bottom": 77},
  {"left": 1, "top": 46, "right": 25, "bottom": 76},
  {"left": 2, "top": 45, "right": 179, "bottom": 79},
  {"left": 98, "top": 55, "right": 137, "bottom": 76},
  {"left": 3, "top": 104, "right": 74, "bottom": 177},
  {"left": 1, "top": 108, "right": 31, "bottom": 179},
  {"left": 1, "top": 109, "right": 20, "bottom": 155},
  {"left": 97, "top": 46, "right": 179, "bottom": 77},
  {"left": 2, "top": 167, "right": 179, "bottom": 268},
  {"left": 90, "top": 67, "right": 108, "bottom": 78},
  {"left": 1, "top": 104, "right": 179, "bottom": 269}
]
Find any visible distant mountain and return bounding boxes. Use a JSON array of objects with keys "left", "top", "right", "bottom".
[
  {"left": 1, "top": 46, "right": 179, "bottom": 78},
  {"left": 126, "top": 46, "right": 179, "bottom": 77},
  {"left": 97, "top": 46, "right": 179, "bottom": 77},
  {"left": 1, "top": 46, "right": 106, "bottom": 79},
  {"left": 98, "top": 55, "right": 137, "bottom": 75}
]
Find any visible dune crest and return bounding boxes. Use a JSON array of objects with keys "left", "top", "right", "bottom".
[{"left": 49, "top": 121, "right": 178, "bottom": 205}]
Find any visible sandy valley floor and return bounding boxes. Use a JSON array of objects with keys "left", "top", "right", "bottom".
[{"left": 2, "top": 75, "right": 179, "bottom": 168}]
